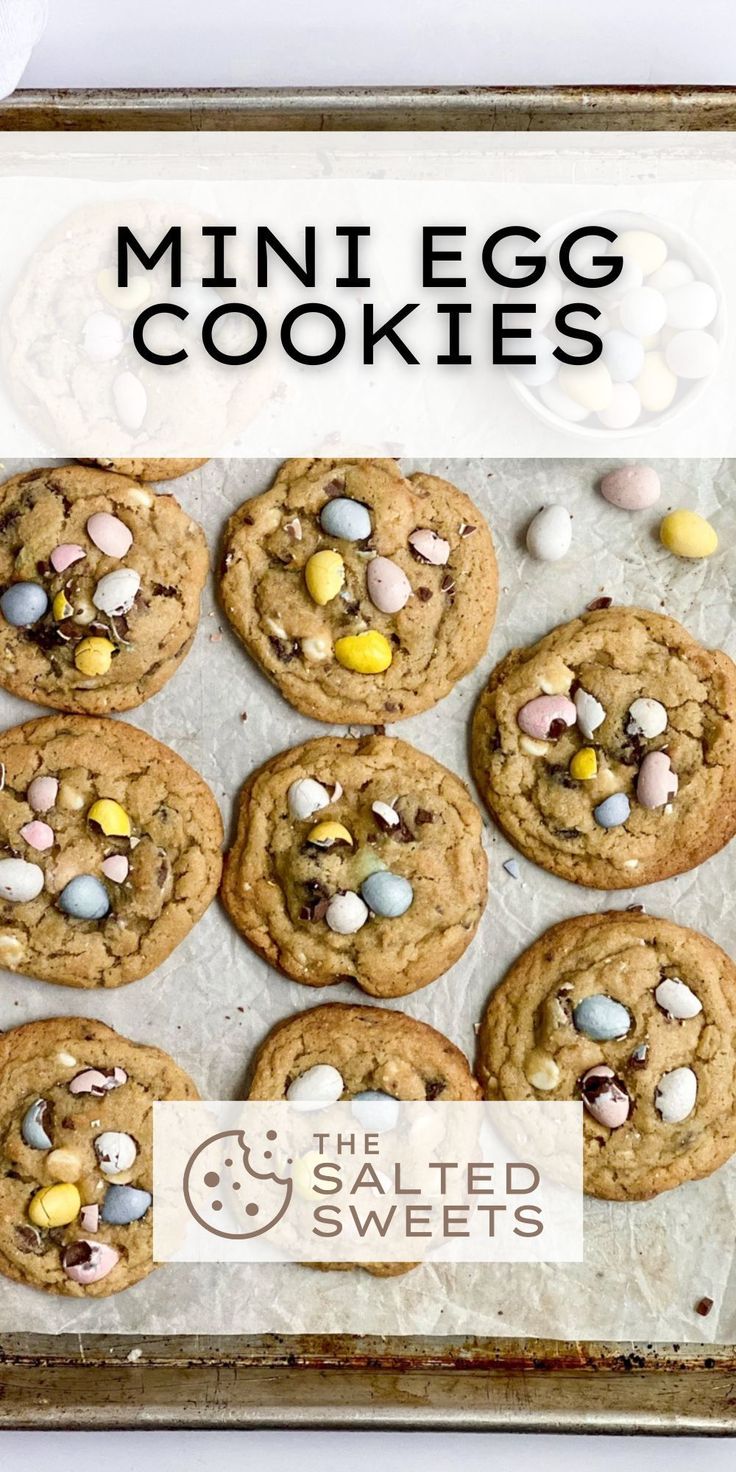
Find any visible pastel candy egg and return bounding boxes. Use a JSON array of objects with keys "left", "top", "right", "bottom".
[
  {"left": 305, "top": 549, "right": 345, "bottom": 606},
  {"left": 598, "top": 384, "right": 641, "bottom": 431},
  {"left": 555, "top": 360, "right": 613, "bottom": 413},
  {"left": 80, "top": 1205, "right": 100, "bottom": 1233},
  {"left": 580, "top": 1064, "right": 630, "bottom": 1129},
  {"left": 69, "top": 1067, "right": 127, "bottom": 1096},
  {"left": 665, "top": 282, "right": 717, "bottom": 331},
  {"left": 351, "top": 1091, "right": 400, "bottom": 1132},
  {"left": 510, "top": 332, "right": 556, "bottom": 387},
  {"left": 655, "top": 1066, "right": 697, "bottom": 1124},
  {"left": 408, "top": 528, "right": 450, "bottom": 566},
  {"left": 614, "top": 230, "right": 667, "bottom": 277},
  {"left": 27, "top": 776, "right": 58, "bottom": 813},
  {"left": 62, "top": 1240, "right": 120, "bottom": 1285},
  {"left": 601, "top": 329, "right": 645, "bottom": 384},
  {"left": 287, "top": 778, "right": 331, "bottom": 821},
  {"left": 319, "top": 498, "right": 372, "bottom": 541},
  {"left": 307, "top": 820, "right": 353, "bottom": 848},
  {"left": 619, "top": 286, "right": 667, "bottom": 338},
  {"left": 334, "top": 631, "right": 392, "bottom": 674},
  {"left": 627, "top": 697, "right": 667, "bottom": 738},
  {"left": 113, "top": 370, "right": 147, "bottom": 430},
  {"left": 573, "top": 994, "right": 631, "bottom": 1041},
  {"left": 102, "top": 854, "right": 129, "bottom": 883},
  {"left": 74, "top": 637, "right": 116, "bottom": 676},
  {"left": 59, "top": 874, "right": 110, "bottom": 920},
  {"left": 52, "top": 590, "right": 73, "bottom": 621},
  {"left": 0, "top": 582, "right": 48, "bottom": 627},
  {"left": 87, "top": 799, "right": 131, "bottom": 838},
  {"left": 19, "top": 821, "right": 53, "bottom": 852},
  {"left": 28, "top": 1182, "right": 81, "bottom": 1228},
  {"left": 50, "top": 544, "right": 85, "bottom": 574},
  {"left": 21, "top": 1098, "right": 53, "bottom": 1150},
  {"left": 538, "top": 379, "right": 590, "bottom": 424},
  {"left": 648, "top": 260, "right": 693, "bottom": 293},
  {"left": 287, "top": 1064, "right": 344, "bottom": 1109},
  {"left": 101, "top": 1184, "right": 152, "bottom": 1225},
  {"left": 636, "top": 752, "right": 678, "bottom": 810},
  {"left": 525, "top": 505, "right": 571, "bottom": 562},
  {"left": 660, "top": 508, "right": 717, "bottom": 559},
  {"left": 600, "top": 464, "right": 661, "bottom": 511},
  {"left": 361, "top": 870, "right": 414, "bottom": 918},
  {"left": 92, "top": 568, "right": 141, "bottom": 616},
  {"left": 593, "top": 792, "right": 631, "bottom": 829},
  {"left": 0, "top": 858, "right": 44, "bottom": 902},
  {"left": 517, "top": 694, "right": 576, "bottom": 741},
  {"left": 664, "top": 329, "right": 719, "bottom": 380},
  {"left": 83, "top": 310, "right": 124, "bottom": 363},
  {"left": 655, "top": 977, "right": 703, "bottom": 1021},
  {"left": 636, "top": 352, "right": 677, "bottom": 413},
  {"left": 86, "top": 512, "right": 133, "bottom": 559},
  {"left": 366, "top": 556, "right": 412, "bottom": 613},
  {"left": 324, "top": 891, "right": 369, "bottom": 934},
  {"left": 569, "top": 747, "right": 597, "bottom": 781},
  {"left": 95, "top": 1131, "right": 137, "bottom": 1175},
  {"left": 574, "top": 688, "right": 606, "bottom": 739}
]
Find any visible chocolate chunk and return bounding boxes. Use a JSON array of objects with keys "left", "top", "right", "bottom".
[
  {"left": 696, "top": 1297, "right": 714, "bottom": 1317},
  {"left": 547, "top": 718, "right": 568, "bottom": 741},
  {"left": 628, "top": 1044, "right": 649, "bottom": 1070},
  {"left": 416, "top": 586, "right": 433, "bottom": 603},
  {"left": 323, "top": 476, "right": 346, "bottom": 496},
  {"left": 300, "top": 897, "right": 330, "bottom": 922},
  {"left": 555, "top": 827, "right": 581, "bottom": 840},
  {"left": 15, "top": 1225, "right": 45, "bottom": 1255},
  {"left": 459, "top": 524, "right": 476, "bottom": 537},
  {"left": 587, "top": 596, "right": 613, "bottom": 611},
  {"left": 424, "top": 1080, "right": 445, "bottom": 1101},
  {"left": 152, "top": 583, "right": 178, "bottom": 598},
  {"left": 415, "top": 808, "right": 435, "bottom": 825},
  {"left": 269, "top": 635, "right": 300, "bottom": 663}
]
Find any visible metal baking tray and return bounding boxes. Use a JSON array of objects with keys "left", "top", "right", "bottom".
[{"left": 0, "top": 85, "right": 735, "bottom": 1434}]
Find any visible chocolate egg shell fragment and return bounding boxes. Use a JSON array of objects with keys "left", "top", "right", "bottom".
[{"left": 580, "top": 1064, "right": 631, "bottom": 1128}]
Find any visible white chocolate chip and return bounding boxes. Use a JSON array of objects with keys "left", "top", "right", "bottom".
[
  {"left": 525, "top": 1049, "right": 560, "bottom": 1091},
  {"left": 519, "top": 735, "right": 550, "bottom": 757},
  {"left": 539, "top": 659, "right": 574, "bottom": 696},
  {"left": 301, "top": 634, "right": 332, "bottom": 663},
  {"left": 0, "top": 934, "right": 24, "bottom": 967},
  {"left": 56, "top": 1052, "right": 77, "bottom": 1068},
  {"left": 126, "top": 488, "right": 154, "bottom": 509},
  {"left": 264, "top": 617, "right": 288, "bottom": 640},
  {"left": 58, "top": 782, "right": 85, "bottom": 812}
]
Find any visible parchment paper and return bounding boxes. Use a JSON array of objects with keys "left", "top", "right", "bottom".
[{"left": 0, "top": 454, "right": 734, "bottom": 1344}]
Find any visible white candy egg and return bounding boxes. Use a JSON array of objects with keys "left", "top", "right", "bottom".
[
  {"left": 511, "top": 332, "right": 557, "bottom": 387},
  {"left": 598, "top": 257, "right": 644, "bottom": 308},
  {"left": 94, "top": 1131, "right": 138, "bottom": 1175},
  {"left": 619, "top": 287, "right": 667, "bottom": 338},
  {"left": 614, "top": 230, "right": 667, "bottom": 277},
  {"left": 655, "top": 977, "right": 703, "bottom": 1021},
  {"left": 83, "top": 312, "right": 124, "bottom": 363},
  {"left": 636, "top": 352, "right": 678, "bottom": 413},
  {"left": 664, "top": 330, "right": 719, "bottom": 380},
  {"left": 655, "top": 1067, "right": 697, "bottom": 1124},
  {"left": 325, "top": 891, "right": 368, "bottom": 935},
  {"left": 574, "top": 688, "right": 606, "bottom": 739},
  {"left": 647, "top": 259, "right": 693, "bottom": 293},
  {"left": 287, "top": 1065, "right": 344, "bottom": 1109},
  {"left": 556, "top": 360, "right": 613, "bottom": 412},
  {"left": 0, "top": 858, "right": 44, "bottom": 903},
  {"left": 627, "top": 697, "right": 667, "bottom": 738},
  {"left": 112, "top": 371, "right": 147, "bottom": 431},
  {"left": 287, "top": 778, "right": 331, "bottom": 821},
  {"left": 525, "top": 505, "right": 572, "bottom": 562},
  {"left": 598, "top": 383, "right": 641, "bottom": 430},
  {"left": 665, "top": 281, "right": 717, "bottom": 331},
  {"left": 601, "top": 329, "right": 645, "bottom": 384},
  {"left": 92, "top": 569, "right": 141, "bottom": 616},
  {"left": 538, "top": 380, "right": 590, "bottom": 423}
]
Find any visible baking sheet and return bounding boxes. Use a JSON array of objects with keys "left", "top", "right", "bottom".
[{"left": 0, "top": 454, "right": 734, "bottom": 1344}]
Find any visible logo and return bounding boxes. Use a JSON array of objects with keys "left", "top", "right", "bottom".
[{"left": 183, "top": 1129, "right": 293, "bottom": 1240}]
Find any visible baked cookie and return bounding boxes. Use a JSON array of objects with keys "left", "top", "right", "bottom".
[
  {"left": 84, "top": 459, "right": 207, "bottom": 482},
  {"left": 0, "top": 714, "right": 223, "bottom": 988},
  {"left": 221, "top": 734, "right": 487, "bottom": 997},
  {"left": 0, "top": 462, "right": 208, "bottom": 713},
  {"left": 471, "top": 605, "right": 736, "bottom": 889},
  {"left": 0, "top": 1016, "right": 198, "bottom": 1297},
  {"left": 478, "top": 911, "right": 736, "bottom": 1200},
  {"left": 219, "top": 458, "right": 497, "bottom": 723},
  {"left": 249, "top": 1001, "right": 479, "bottom": 1277}
]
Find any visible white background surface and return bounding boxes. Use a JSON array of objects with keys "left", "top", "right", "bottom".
[{"left": 19, "top": 0, "right": 736, "bottom": 88}]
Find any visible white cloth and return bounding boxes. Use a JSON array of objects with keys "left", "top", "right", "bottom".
[{"left": 0, "top": 0, "right": 48, "bottom": 99}]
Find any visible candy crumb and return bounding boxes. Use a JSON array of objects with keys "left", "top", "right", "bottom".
[
  {"left": 503, "top": 859, "right": 520, "bottom": 880},
  {"left": 126, "top": 1347, "right": 143, "bottom": 1362},
  {"left": 695, "top": 1297, "right": 714, "bottom": 1318}
]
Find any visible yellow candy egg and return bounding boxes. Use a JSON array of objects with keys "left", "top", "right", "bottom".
[
  {"left": 305, "top": 550, "right": 345, "bottom": 606},
  {"left": 570, "top": 747, "right": 598, "bottom": 781},
  {"left": 307, "top": 820, "right": 353, "bottom": 848},
  {"left": 334, "top": 631, "right": 393, "bottom": 674},
  {"left": 660, "top": 509, "right": 718, "bottom": 560},
  {"left": 52, "top": 591, "right": 73, "bottom": 621},
  {"left": 87, "top": 798, "right": 131, "bottom": 838},
  {"left": 28, "top": 1182, "right": 81, "bottom": 1228},
  {"left": 74, "top": 637, "right": 116, "bottom": 676}
]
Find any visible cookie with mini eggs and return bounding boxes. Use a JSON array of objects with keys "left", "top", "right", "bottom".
[
  {"left": 0, "top": 1016, "right": 198, "bottom": 1296},
  {"left": 221, "top": 734, "right": 487, "bottom": 997},
  {"left": 0, "top": 715, "right": 223, "bottom": 988},
  {"left": 478, "top": 911, "right": 736, "bottom": 1200},
  {"left": 0, "top": 463, "right": 208, "bottom": 713},
  {"left": 219, "top": 458, "right": 497, "bottom": 723},
  {"left": 471, "top": 605, "right": 736, "bottom": 888}
]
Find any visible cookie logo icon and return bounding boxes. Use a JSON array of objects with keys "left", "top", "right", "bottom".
[{"left": 183, "top": 1129, "right": 293, "bottom": 1239}]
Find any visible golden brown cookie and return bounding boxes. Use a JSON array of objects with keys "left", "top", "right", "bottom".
[
  {"left": 0, "top": 1017, "right": 198, "bottom": 1297},
  {"left": 0, "top": 463, "right": 208, "bottom": 713},
  {"left": 0, "top": 714, "right": 223, "bottom": 988},
  {"left": 478, "top": 911, "right": 736, "bottom": 1201},
  {"left": 471, "top": 605, "right": 736, "bottom": 889},
  {"left": 84, "top": 459, "right": 207, "bottom": 482},
  {"left": 219, "top": 458, "right": 497, "bottom": 723},
  {"left": 221, "top": 734, "right": 487, "bottom": 997}
]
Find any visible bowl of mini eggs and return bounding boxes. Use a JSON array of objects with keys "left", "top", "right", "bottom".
[{"left": 506, "top": 209, "right": 724, "bottom": 437}]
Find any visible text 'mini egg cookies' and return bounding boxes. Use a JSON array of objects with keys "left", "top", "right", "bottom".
[
  {"left": 0, "top": 1017, "right": 198, "bottom": 1297},
  {"left": 222, "top": 734, "right": 488, "bottom": 997},
  {"left": 478, "top": 911, "right": 736, "bottom": 1201},
  {"left": 0, "top": 462, "right": 208, "bottom": 713},
  {"left": 220, "top": 458, "right": 497, "bottom": 723},
  {"left": 0, "top": 715, "right": 223, "bottom": 988},
  {"left": 471, "top": 605, "right": 736, "bottom": 889}
]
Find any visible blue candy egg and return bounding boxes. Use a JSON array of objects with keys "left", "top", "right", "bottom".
[
  {"left": 351, "top": 1090, "right": 400, "bottom": 1132},
  {"left": 0, "top": 582, "right": 48, "bottom": 628},
  {"left": 360, "top": 870, "right": 414, "bottom": 918},
  {"left": 21, "top": 1097, "right": 53, "bottom": 1150},
  {"left": 59, "top": 874, "right": 110, "bottom": 920},
  {"left": 573, "top": 994, "right": 631, "bottom": 1042},
  {"left": 319, "top": 497, "right": 372, "bottom": 542},
  {"left": 593, "top": 793, "right": 631, "bottom": 829},
  {"left": 101, "top": 1184, "right": 152, "bottom": 1225}
]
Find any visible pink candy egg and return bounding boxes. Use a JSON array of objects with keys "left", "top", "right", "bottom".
[
  {"left": 581, "top": 1064, "right": 630, "bottom": 1129},
  {"left": 50, "top": 544, "right": 86, "bottom": 573},
  {"left": 636, "top": 751, "right": 678, "bottom": 810},
  {"left": 366, "top": 556, "right": 412, "bottom": 613},
  {"left": 86, "top": 512, "right": 133, "bottom": 559},
  {"left": 80, "top": 1204, "right": 100, "bottom": 1233},
  {"left": 27, "top": 776, "right": 58, "bottom": 813},
  {"left": 62, "top": 1240, "right": 119, "bottom": 1285},
  {"left": 408, "top": 528, "right": 450, "bottom": 565},
  {"left": 517, "top": 694, "right": 577, "bottom": 741},
  {"left": 102, "top": 854, "right": 129, "bottom": 883},
  {"left": 599, "top": 465, "right": 661, "bottom": 511},
  {"left": 19, "top": 820, "right": 54, "bottom": 852}
]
